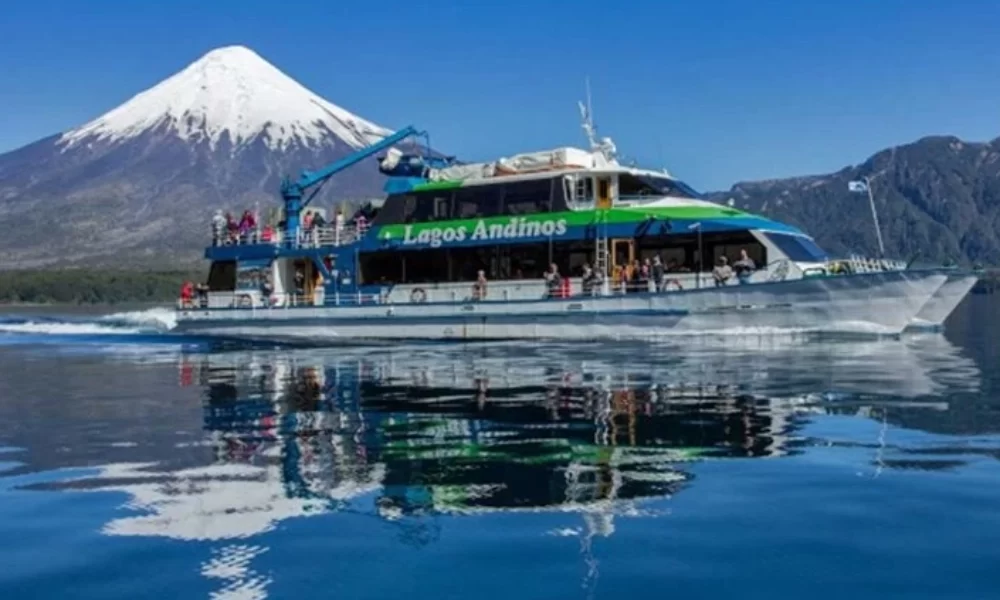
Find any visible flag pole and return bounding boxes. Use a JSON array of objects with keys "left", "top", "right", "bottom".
[{"left": 863, "top": 176, "right": 885, "bottom": 257}]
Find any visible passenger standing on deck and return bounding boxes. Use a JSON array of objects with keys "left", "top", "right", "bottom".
[
  {"left": 733, "top": 249, "right": 756, "bottom": 285},
  {"left": 544, "top": 264, "right": 562, "bottom": 298},
  {"left": 225, "top": 213, "right": 239, "bottom": 245},
  {"left": 335, "top": 207, "right": 345, "bottom": 245},
  {"left": 311, "top": 211, "right": 326, "bottom": 247},
  {"left": 211, "top": 210, "right": 225, "bottom": 246},
  {"left": 652, "top": 255, "right": 665, "bottom": 291},
  {"left": 472, "top": 270, "right": 488, "bottom": 300},
  {"left": 179, "top": 281, "right": 194, "bottom": 308},
  {"left": 581, "top": 264, "right": 596, "bottom": 296}
]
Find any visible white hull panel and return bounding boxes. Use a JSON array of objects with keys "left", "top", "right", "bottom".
[
  {"left": 908, "top": 272, "right": 978, "bottom": 330},
  {"left": 175, "top": 270, "right": 947, "bottom": 342}
]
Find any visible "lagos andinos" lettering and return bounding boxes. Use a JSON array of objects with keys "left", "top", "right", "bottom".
[{"left": 402, "top": 217, "right": 568, "bottom": 248}]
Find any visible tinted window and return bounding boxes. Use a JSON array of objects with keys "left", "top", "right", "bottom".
[
  {"left": 765, "top": 233, "right": 828, "bottom": 262},
  {"left": 453, "top": 185, "right": 503, "bottom": 219},
  {"left": 503, "top": 179, "right": 553, "bottom": 214},
  {"left": 619, "top": 174, "right": 701, "bottom": 199},
  {"left": 360, "top": 251, "right": 402, "bottom": 284},
  {"left": 372, "top": 194, "right": 416, "bottom": 225},
  {"left": 208, "top": 260, "right": 236, "bottom": 291}
]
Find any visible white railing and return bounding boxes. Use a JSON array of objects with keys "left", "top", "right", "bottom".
[
  {"left": 210, "top": 225, "right": 366, "bottom": 249},
  {"left": 838, "top": 255, "right": 907, "bottom": 274}
]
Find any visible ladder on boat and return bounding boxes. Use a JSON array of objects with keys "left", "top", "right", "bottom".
[{"left": 594, "top": 210, "right": 610, "bottom": 279}]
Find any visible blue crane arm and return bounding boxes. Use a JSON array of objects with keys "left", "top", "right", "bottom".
[
  {"left": 278, "top": 125, "right": 424, "bottom": 241},
  {"left": 285, "top": 125, "right": 422, "bottom": 197}
]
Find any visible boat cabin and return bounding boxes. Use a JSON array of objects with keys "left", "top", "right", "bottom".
[{"left": 196, "top": 145, "right": 830, "bottom": 309}]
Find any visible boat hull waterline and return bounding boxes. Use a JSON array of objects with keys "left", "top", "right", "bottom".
[
  {"left": 174, "top": 270, "right": 948, "bottom": 341},
  {"left": 907, "top": 272, "right": 979, "bottom": 330}
]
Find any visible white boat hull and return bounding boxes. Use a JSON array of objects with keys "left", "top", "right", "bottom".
[
  {"left": 175, "top": 270, "right": 948, "bottom": 342},
  {"left": 907, "top": 271, "right": 978, "bottom": 330}
]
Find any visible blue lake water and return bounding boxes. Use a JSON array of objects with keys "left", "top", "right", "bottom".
[{"left": 0, "top": 298, "right": 998, "bottom": 599}]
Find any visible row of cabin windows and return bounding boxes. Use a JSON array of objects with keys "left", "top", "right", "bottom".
[
  {"left": 372, "top": 173, "right": 703, "bottom": 227},
  {"left": 359, "top": 232, "right": 766, "bottom": 284},
  {"left": 373, "top": 178, "right": 564, "bottom": 226}
]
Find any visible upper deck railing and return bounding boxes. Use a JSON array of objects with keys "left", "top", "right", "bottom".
[{"left": 212, "top": 224, "right": 366, "bottom": 249}]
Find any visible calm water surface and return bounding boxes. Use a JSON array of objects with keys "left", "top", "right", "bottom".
[{"left": 0, "top": 298, "right": 998, "bottom": 599}]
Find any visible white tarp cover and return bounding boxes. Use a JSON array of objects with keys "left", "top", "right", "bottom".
[{"left": 429, "top": 147, "right": 596, "bottom": 182}]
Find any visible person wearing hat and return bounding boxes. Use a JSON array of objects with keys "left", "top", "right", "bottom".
[{"left": 712, "top": 256, "right": 733, "bottom": 287}]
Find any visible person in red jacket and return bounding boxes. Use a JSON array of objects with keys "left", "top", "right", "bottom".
[{"left": 179, "top": 281, "right": 194, "bottom": 308}]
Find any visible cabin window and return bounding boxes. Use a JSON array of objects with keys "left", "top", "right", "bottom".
[
  {"left": 502, "top": 179, "right": 553, "bottom": 214},
  {"left": 636, "top": 231, "right": 765, "bottom": 272},
  {"left": 236, "top": 259, "right": 272, "bottom": 291},
  {"left": 453, "top": 185, "right": 503, "bottom": 219},
  {"left": 506, "top": 243, "right": 549, "bottom": 279},
  {"left": 403, "top": 249, "right": 449, "bottom": 283},
  {"left": 359, "top": 251, "right": 403, "bottom": 284},
  {"left": 574, "top": 177, "right": 594, "bottom": 204},
  {"left": 372, "top": 194, "right": 416, "bottom": 225},
  {"left": 207, "top": 260, "right": 237, "bottom": 291},
  {"left": 433, "top": 195, "right": 451, "bottom": 220}
]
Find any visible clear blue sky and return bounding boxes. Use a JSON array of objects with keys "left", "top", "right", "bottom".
[{"left": 1, "top": 0, "right": 998, "bottom": 190}]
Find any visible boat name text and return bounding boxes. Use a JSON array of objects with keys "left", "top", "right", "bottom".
[{"left": 401, "top": 217, "right": 569, "bottom": 247}]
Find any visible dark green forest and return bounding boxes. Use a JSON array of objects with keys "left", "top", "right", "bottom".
[{"left": 0, "top": 269, "right": 206, "bottom": 305}]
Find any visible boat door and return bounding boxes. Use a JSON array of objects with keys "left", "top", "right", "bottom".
[
  {"left": 611, "top": 239, "right": 635, "bottom": 289},
  {"left": 294, "top": 259, "right": 316, "bottom": 304},
  {"left": 596, "top": 177, "right": 612, "bottom": 209}
]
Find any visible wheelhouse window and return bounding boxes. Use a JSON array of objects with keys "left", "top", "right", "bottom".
[
  {"left": 619, "top": 174, "right": 701, "bottom": 200},
  {"left": 764, "top": 233, "right": 828, "bottom": 262}
]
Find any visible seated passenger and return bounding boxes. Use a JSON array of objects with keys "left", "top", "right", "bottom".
[{"left": 712, "top": 256, "right": 733, "bottom": 287}]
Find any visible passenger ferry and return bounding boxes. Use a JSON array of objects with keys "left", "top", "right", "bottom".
[{"left": 174, "top": 116, "right": 975, "bottom": 341}]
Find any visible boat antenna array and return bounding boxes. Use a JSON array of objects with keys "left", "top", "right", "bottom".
[{"left": 578, "top": 77, "right": 618, "bottom": 164}]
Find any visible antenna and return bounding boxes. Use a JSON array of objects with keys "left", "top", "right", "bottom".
[
  {"left": 578, "top": 76, "right": 598, "bottom": 150},
  {"left": 577, "top": 77, "right": 618, "bottom": 164}
]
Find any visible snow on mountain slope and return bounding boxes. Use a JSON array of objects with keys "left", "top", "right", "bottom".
[{"left": 59, "top": 45, "right": 393, "bottom": 153}]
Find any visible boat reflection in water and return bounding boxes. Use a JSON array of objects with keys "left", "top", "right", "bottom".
[{"left": 86, "top": 337, "right": 980, "bottom": 597}]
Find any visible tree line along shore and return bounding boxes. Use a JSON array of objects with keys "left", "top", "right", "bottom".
[{"left": 0, "top": 269, "right": 206, "bottom": 305}]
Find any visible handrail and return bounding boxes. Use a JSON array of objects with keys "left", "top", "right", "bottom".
[{"left": 211, "top": 224, "right": 367, "bottom": 249}]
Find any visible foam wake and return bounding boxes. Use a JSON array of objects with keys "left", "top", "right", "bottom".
[{"left": 0, "top": 307, "right": 177, "bottom": 337}]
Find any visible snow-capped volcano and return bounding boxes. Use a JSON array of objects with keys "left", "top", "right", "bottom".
[
  {"left": 60, "top": 45, "right": 392, "bottom": 152},
  {"left": 0, "top": 45, "right": 418, "bottom": 268}
]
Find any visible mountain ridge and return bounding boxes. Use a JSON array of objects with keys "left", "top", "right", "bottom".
[{"left": 706, "top": 133, "right": 1000, "bottom": 266}]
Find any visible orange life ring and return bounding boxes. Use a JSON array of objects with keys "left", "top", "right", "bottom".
[
  {"left": 410, "top": 288, "right": 427, "bottom": 303},
  {"left": 663, "top": 278, "right": 684, "bottom": 291}
]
